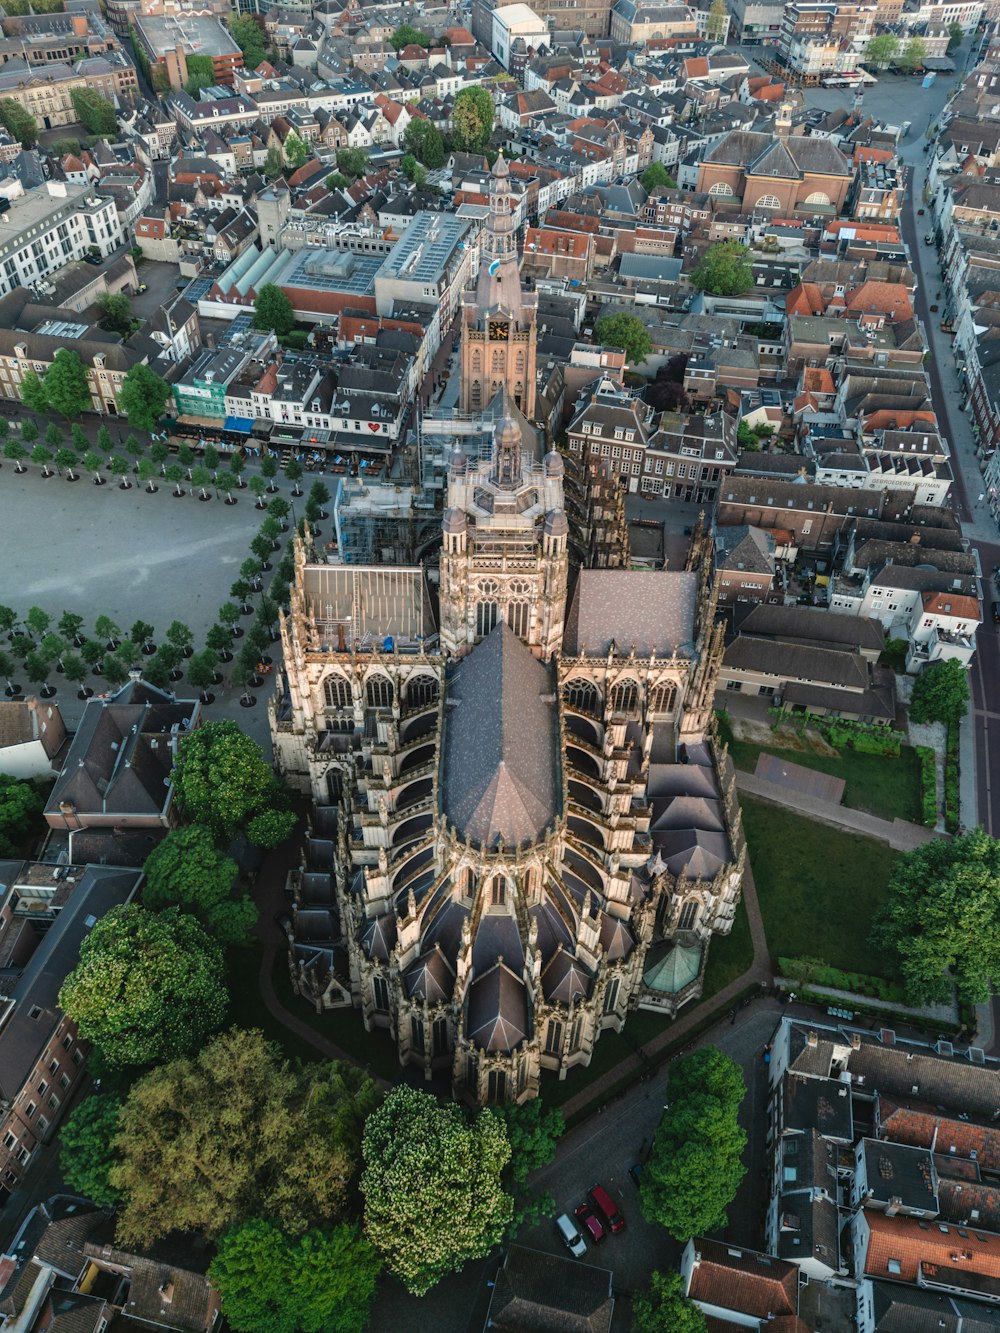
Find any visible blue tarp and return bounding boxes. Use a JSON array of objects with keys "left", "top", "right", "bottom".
[{"left": 223, "top": 416, "right": 254, "bottom": 433}]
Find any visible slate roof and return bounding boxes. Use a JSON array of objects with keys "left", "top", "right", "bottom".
[
  {"left": 869, "top": 1283, "right": 1000, "bottom": 1333},
  {"left": 486, "top": 1245, "right": 614, "bottom": 1332},
  {"left": 738, "top": 604, "right": 885, "bottom": 652},
  {"left": 541, "top": 947, "right": 594, "bottom": 1004},
  {"left": 563, "top": 569, "right": 697, "bottom": 657},
  {"left": 81, "top": 1240, "right": 220, "bottom": 1331},
  {"left": 442, "top": 622, "right": 559, "bottom": 850},
  {"left": 702, "top": 130, "right": 851, "bottom": 178},
  {"left": 403, "top": 945, "right": 453, "bottom": 1002},
  {"left": 467, "top": 961, "right": 529, "bottom": 1052},
  {"left": 715, "top": 524, "right": 774, "bottom": 575}
]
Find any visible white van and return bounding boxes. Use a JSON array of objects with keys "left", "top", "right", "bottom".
[{"left": 555, "top": 1212, "right": 587, "bottom": 1257}]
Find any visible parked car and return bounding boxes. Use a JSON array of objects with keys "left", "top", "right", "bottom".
[
  {"left": 917, "top": 207, "right": 925, "bottom": 215},
  {"left": 83, "top": 253, "right": 102, "bottom": 265},
  {"left": 575, "top": 1203, "right": 606, "bottom": 1244},
  {"left": 136, "top": 283, "right": 148, "bottom": 294},
  {"left": 588, "top": 1185, "right": 625, "bottom": 1234},
  {"left": 555, "top": 1213, "right": 587, "bottom": 1257},
  {"left": 992, "top": 600, "right": 1000, "bottom": 624},
  {"left": 930, "top": 304, "right": 939, "bottom": 312},
  {"left": 627, "top": 1163, "right": 642, "bottom": 1188}
]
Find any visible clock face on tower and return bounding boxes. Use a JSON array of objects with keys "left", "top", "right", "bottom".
[{"left": 489, "top": 320, "right": 510, "bottom": 340}]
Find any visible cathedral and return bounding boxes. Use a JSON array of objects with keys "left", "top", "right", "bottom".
[{"left": 269, "top": 159, "right": 746, "bottom": 1105}]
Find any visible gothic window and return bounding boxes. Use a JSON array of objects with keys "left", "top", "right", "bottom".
[
  {"left": 755, "top": 194, "right": 781, "bottom": 210},
  {"left": 324, "top": 674, "right": 351, "bottom": 709},
  {"left": 458, "top": 865, "right": 475, "bottom": 898},
  {"left": 649, "top": 681, "right": 677, "bottom": 715},
  {"left": 678, "top": 900, "right": 699, "bottom": 931},
  {"left": 490, "top": 875, "right": 506, "bottom": 907},
  {"left": 563, "top": 677, "right": 600, "bottom": 715},
  {"left": 569, "top": 1016, "right": 584, "bottom": 1051},
  {"left": 326, "top": 768, "right": 343, "bottom": 803},
  {"left": 507, "top": 601, "right": 529, "bottom": 638},
  {"left": 509, "top": 579, "right": 531, "bottom": 597},
  {"left": 433, "top": 1017, "right": 448, "bottom": 1057},
  {"left": 472, "top": 351, "right": 482, "bottom": 373},
  {"left": 405, "top": 673, "right": 439, "bottom": 708},
  {"left": 487, "top": 1068, "right": 507, "bottom": 1101},
  {"left": 491, "top": 349, "right": 505, "bottom": 373},
  {"left": 610, "top": 679, "right": 639, "bottom": 715},
  {"left": 471, "top": 381, "right": 482, "bottom": 407},
  {"left": 515, "top": 351, "right": 525, "bottom": 373},
  {"left": 545, "top": 1019, "right": 563, "bottom": 1055},
  {"left": 410, "top": 1015, "right": 425, "bottom": 1051},
  {"left": 476, "top": 600, "right": 498, "bottom": 637},
  {"left": 372, "top": 975, "right": 389, "bottom": 1011},
  {"left": 365, "top": 674, "right": 394, "bottom": 708},
  {"left": 603, "top": 977, "right": 620, "bottom": 1016}
]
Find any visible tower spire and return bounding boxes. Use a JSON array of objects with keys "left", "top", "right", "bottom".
[{"left": 475, "top": 152, "right": 522, "bottom": 317}]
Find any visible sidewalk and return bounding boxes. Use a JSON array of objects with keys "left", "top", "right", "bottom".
[{"left": 734, "top": 771, "right": 942, "bottom": 851}]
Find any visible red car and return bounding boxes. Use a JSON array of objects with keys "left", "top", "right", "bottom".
[
  {"left": 575, "top": 1202, "right": 606, "bottom": 1243},
  {"left": 589, "top": 1184, "right": 626, "bottom": 1234}
]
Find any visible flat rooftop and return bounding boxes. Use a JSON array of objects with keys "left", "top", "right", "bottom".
[
  {"left": 134, "top": 13, "right": 240, "bottom": 58},
  {"left": 378, "top": 211, "right": 472, "bottom": 286},
  {"left": 281, "top": 247, "right": 382, "bottom": 297}
]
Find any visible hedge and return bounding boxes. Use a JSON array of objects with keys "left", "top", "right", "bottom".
[
  {"left": 807, "top": 715, "right": 902, "bottom": 756},
  {"left": 916, "top": 744, "right": 937, "bottom": 827},
  {"left": 779, "top": 956, "right": 908, "bottom": 1005},
  {"left": 944, "top": 721, "right": 960, "bottom": 833}
]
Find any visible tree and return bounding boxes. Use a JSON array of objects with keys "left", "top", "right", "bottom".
[
  {"left": 497, "top": 1099, "right": 564, "bottom": 1188},
  {"left": 690, "top": 239, "right": 754, "bottom": 296},
  {"left": 284, "top": 129, "right": 309, "bottom": 170},
  {"left": 0, "top": 774, "right": 45, "bottom": 856},
  {"left": 59, "top": 611, "right": 85, "bottom": 645},
  {"left": 70, "top": 87, "right": 117, "bottom": 136},
  {"left": 325, "top": 171, "right": 349, "bottom": 190},
  {"left": 59, "top": 1094, "right": 124, "bottom": 1208},
  {"left": 361, "top": 1086, "right": 513, "bottom": 1295},
  {"left": 900, "top": 35, "right": 927, "bottom": 71},
  {"left": 165, "top": 462, "right": 184, "bottom": 496},
  {"left": 96, "top": 291, "right": 133, "bottom": 337},
  {"left": 71, "top": 423, "right": 88, "bottom": 453},
  {"left": 260, "top": 453, "right": 279, "bottom": 491},
  {"left": 97, "top": 424, "right": 112, "bottom": 455},
  {"left": 641, "top": 162, "right": 675, "bottom": 191},
  {"left": 56, "top": 447, "right": 79, "bottom": 480},
  {"left": 4, "top": 438, "right": 27, "bottom": 472},
  {"left": 171, "top": 719, "right": 283, "bottom": 836},
  {"left": 451, "top": 87, "right": 494, "bottom": 152},
  {"left": 263, "top": 144, "right": 284, "bottom": 181},
  {"left": 185, "top": 53, "right": 215, "bottom": 95},
  {"left": 25, "top": 606, "right": 51, "bottom": 639},
  {"left": 640, "top": 1047, "right": 746, "bottom": 1240},
  {"left": 46, "top": 423, "right": 64, "bottom": 451},
  {"left": 0, "top": 97, "right": 37, "bottom": 147},
  {"left": 129, "top": 619, "right": 155, "bottom": 653},
  {"left": 594, "top": 312, "right": 652, "bottom": 367},
  {"left": 118, "top": 363, "right": 171, "bottom": 432},
  {"left": 336, "top": 147, "right": 369, "bottom": 180},
  {"left": 211, "top": 1219, "right": 381, "bottom": 1333},
  {"left": 59, "top": 904, "right": 227, "bottom": 1068},
  {"left": 62, "top": 652, "right": 88, "bottom": 698},
  {"left": 705, "top": 0, "right": 727, "bottom": 40},
  {"left": 229, "top": 13, "right": 267, "bottom": 68},
  {"left": 83, "top": 450, "right": 105, "bottom": 484},
  {"left": 191, "top": 463, "right": 213, "bottom": 499},
  {"left": 871, "top": 830, "right": 1000, "bottom": 1004},
  {"left": 138, "top": 457, "right": 158, "bottom": 492},
  {"left": 401, "top": 153, "right": 428, "bottom": 187},
  {"left": 247, "top": 808, "right": 297, "bottom": 850},
  {"left": 206, "top": 622, "right": 235, "bottom": 662},
  {"left": 253, "top": 283, "right": 295, "bottom": 337},
  {"left": 20, "top": 418, "right": 38, "bottom": 444},
  {"left": 390, "top": 21, "right": 432, "bottom": 49},
  {"left": 632, "top": 1271, "right": 707, "bottom": 1333},
  {"left": 110, "top": 1029, "right": 381, "bottom": 1244},
  {"left": 285, "top": 458, "right": 303, "bottom": 493},
  {"left": 142, "top": 824, "right": 256, "bottom": 945},
  {"left": 910, "top": 658, "right": 970, "bottom": 725},
  {"left": 94, "top": 615, "right": 121, "bottom": 649},
  {"left": 864, "top": 32, "right": 900, "bottom": 66},
  {"left": 28, "top": 349, "right": 92, "bottom": 421},
  {"left": 948, "top": 19, "right": 964, "bottom": 50},
  {"left": 20, "top": 370, "right": 49, "bottom": 414},
  {"left": 187, "top": 648, "right": 221, "bottom": 700},
  {"left": 403, "top": 118, "right": 445, "bottom": 167}
]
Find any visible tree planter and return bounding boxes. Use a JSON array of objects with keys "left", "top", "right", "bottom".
[
  {"left": 172, "top": 489, "right": 186, "bottom": 498},
  {"left": 260, "top": 561, "right": 273, "bottom": 572},
  {"left": 169, "top": 668, "right": 184, "bottom": 682},
  {"left": 182, "top": 645, "right": 194, "bottom": 658},
  {"left": 224, "top": 495, "right": 238, "bottom": 505},
  {"left": 4, "top": 682, "right": 22, "bottom": 697},
  {"left": 141, "top": 642, "right": 157, "bottom": 655},
  {"left": 210, "top": 670, "right": 223, "bottom": 685},
  {"left": 93, "top": 477, "right": 106, "bottom": 486},
  {"left": 144, "top": 484, "right": 159, "bottom": 493},
  {"left": 77, "top": 686, "right": 94, "bottom": 699},
  {"left": 66, "top": 474, "right": 80, "bottom": 481},
  {"left": 218, "top": 650, "right": 233, "bottom": 663},
  {"left": 199, "top": 691, "right": 216, "bottom": 705},
  {"left": 230, "top": 627, "right": 244, "bottom": 639},
  {"left": 240, "top": 604, "right": 254, "bottom": 616},
  {"left": 239, "top": 693, "right": 257, "bottom": 708},
  {"left": 198, "top": 493, "right": 211, "bottom": 502},
  {"left": 118, "top": 480, "right": 132, "bottom": 490},
  {"left": 40, "top": 684, "right": 57, "bottom": 699}
]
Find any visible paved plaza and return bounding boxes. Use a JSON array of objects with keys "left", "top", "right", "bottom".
[{"left": 0, "top": 466, "right": 289, "bottom": 744}]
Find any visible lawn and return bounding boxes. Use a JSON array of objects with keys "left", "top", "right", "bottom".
[
  {"left": 727, "top": 733, "right": 922, "bottom": 824},
  {"left": 740, "top": 796, "right": 900, "bottom": 975},
  {"left": 702, "top": 896, "right": 755, "bottom": 999}
]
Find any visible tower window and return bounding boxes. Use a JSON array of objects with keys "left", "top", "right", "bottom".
[
  {"left": 507, "top": 601, "right": 529, "bottom": 638},
  {"left": 324, "top": 675, "right": 351, "bottom": 709},
  {"left": 490, "top": 875, "right": 506, "bottom": 906},
  {"left": 365, "top": 675, "right": 394, "bottom": 708},
  {"left": 476, "top": 601, "right": 498, "bottom": 637}
]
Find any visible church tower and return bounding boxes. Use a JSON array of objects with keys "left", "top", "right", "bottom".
[{"left": 459, "top": 154, "right": 538, "bottom": 419}]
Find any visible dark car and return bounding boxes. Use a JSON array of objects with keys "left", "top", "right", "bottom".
[
  {"left": 628, "top": 1163, "right": 642, "bottom": 1187},
  {"left": 588, "top": 1185, "right": 625, "bottom": 1234},
  {"left": 992, "top": 601, "right": 1000, "bottom": 624},
  {"left": 575, "top": 1203, "right": 605, "bottom": 1244},
  {"left": 83, "top": 254, "right": 102, "bottom": 265}
]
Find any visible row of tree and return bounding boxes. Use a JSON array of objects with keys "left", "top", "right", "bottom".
[{"left": 10, "top": 347, "right": 171, "bottom": 433}]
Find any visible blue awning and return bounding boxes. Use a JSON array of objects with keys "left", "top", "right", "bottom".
[{"left": 223, "top": 416, "right": 254, "bottom": 434}]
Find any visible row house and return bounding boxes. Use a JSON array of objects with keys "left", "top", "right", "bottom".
[
  {"left": 166, "top": 91, "right": 260, "bottom": 136},
  {"left": 0, "top": 864, "right": 143, "bottom": 1205}
]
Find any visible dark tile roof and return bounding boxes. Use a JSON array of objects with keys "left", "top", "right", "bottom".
[
  {"left": 738, "top": 603, "right": 885, "bottom": 652},
  {"left": 486, "top": 1245, "right": 614, "bottom": 1332},
  {"left": 442, "top": 622, "right": 559, "bottom": 850},
  {"left": 541, "top": 946, "right": 593, "bottom": 1004},
  {"left": 402, "top": 945, "right": 453, "bottom": 1002},
  {"left": 81, "top": 1241, "right": 220, "bottom": 1331},
  {"left": 467, "top": 961, "right": 529, "bottom": 1053}
]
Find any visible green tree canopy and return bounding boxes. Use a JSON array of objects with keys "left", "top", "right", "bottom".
[
  {"left": 909, "top": 658, "right": 970, "bottom": 725},
  {"left": 25, "top": 349, "right": 92, "bottom": 421},
  {"left": 594, "top": 312, "right": 652, "bottom": 367},
  {"left": 948, "top": 20, "right": 964, "bottom": 50},
  {"left": 640, "top": 1047, "right": 747, "bottom": 1240},
  {"left": 97, "top": 291, "right": 133, "bottom": 337},
  {"left": 690, "top": 240, "right": 753, "bottom": 296},
  {"left": 109, "top": 1028, "right": 382, "bottom": 1245},
  {"left": 185, "top": 53, "right": 215, "bottom": 96},
  {"left": 0, "top": 774, "right": 45, "bottom": 857},
  {"left": 59, "top": 904, "right": 227, "bottom": 1068},
  {"left": 171, "top": 719, "right": 286, "bottom": 836},
  {"left": 210, "top": 1219, "right": 382, "bottom": 1333},
  {"left": 899, "top": 35, "right": 927, "bottom": 71},
  {"left": 403, "top": 117, "right": 445, "bottom": 167},
  {"left": 864, "top": 32, "right": 900, "bottom": 65},
  {"left": 70, "top": 87, "right": 117, "bottom": 135},
  {"left": 284, "top": 129, "right": 309, "bottom": 169},
  {"left": 0, "top": 97, "right": 37, "bottom": 147},
  {"left": 871, "top": 829, "right": 1000, "bottom": 1004},
  {"left": 253, "top": 283, "right": 295, "bottom": 337},
  {"left": 336, "top": 147, "right": 369, "bottom": 179},
  {"left": 390, "top": 22, "right": 432, "bottom": 49},
  {"left": 19, "top": 369, "right": 49, "bottom": 415},
  {"left": 59, "top": 1093, "right": 124, "bottom": 1208},
  {"left": 640, "top": 162, "right": 675, "bottom": 192},
  {"left": 705, "top": 0, "right": 728, "bottom": 41},
  {"left": 361, "top": 1086, "right": 513, "bottom": 1294},
  {"left": 229, "top": 14, "right": 267, "bottom": 69},
  {"left": 451, "top": 87, "right": 494, "bottom": 152},
  {"left": 263, "top": 144, "right": 284, "bottom": 180},
  {"left": 142, "top": 824, "right": 256, "bottom": 944},
  {"left": 632, "top": 1271, "right": 707, "bottom": 1333},
  {"left": 118, "top": 362, "right": 171, "bottom": 432},
  {"left": 401, "top": 153, "right": 428, "bottom": 187},
  {"left": 246, "top": 808, "right": 297, "bottom": 850}
]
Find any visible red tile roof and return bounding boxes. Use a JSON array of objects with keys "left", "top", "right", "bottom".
[
  {"left": 862, "top": 1209, "right": 1000, "bottom": 1284},
  {"left": 787, "top": 282, "right": 825, "bottom": 317},
  {"left": 921, "top": 591, "right": 981, "bottom": 621},
  {"left": 687, "top": 1240, "right": 798, "bottom": 1319},
  {"left": 803, "top": 367, "right": 835, "bottom": 392},
  {"left": 844, "top": 281, "right": 913, "bottom": 321}
]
